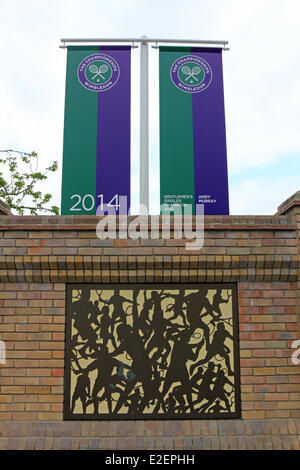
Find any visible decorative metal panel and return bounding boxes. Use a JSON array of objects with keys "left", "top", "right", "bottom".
[{"left": 64, "top": 284, "right": 240, "bottom": 420}]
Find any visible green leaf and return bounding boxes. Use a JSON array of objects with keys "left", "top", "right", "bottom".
[
  {"left": 51, "top": 205, "right": 60, "bottom": 215},
  {"left": 0, "top": 149, "right": 59, "bottom": 215}
]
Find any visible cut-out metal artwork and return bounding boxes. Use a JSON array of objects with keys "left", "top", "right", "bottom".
[{"left": 64, "top": 284, "right": 240, "bottom": 420}]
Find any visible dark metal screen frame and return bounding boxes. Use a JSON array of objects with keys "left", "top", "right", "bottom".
[{"left": 64, "top": 283, "right": 241, "bottom": 420}]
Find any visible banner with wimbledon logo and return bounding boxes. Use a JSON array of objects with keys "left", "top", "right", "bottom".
[
  {"left": 61, "top": 46, "right": 131, "bottom": 215},
  {"left": 159, "top": 47, "right": 229, "bottom": 215}
]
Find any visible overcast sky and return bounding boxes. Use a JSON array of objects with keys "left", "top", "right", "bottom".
[{"left": 0, "top": 0, "right": 299, "bottom": 215}]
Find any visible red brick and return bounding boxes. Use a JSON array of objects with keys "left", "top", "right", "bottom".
[
  {"left": 52, "top": 333, "right": 64, "bottom": 341},
  {"left": 12, "top": 412, "right": 38, "bottom": 420},
  {"left": 241, "top": 359, "right": 265, "bottom": 367},
  {"left": 41, "top": 292, "right": 65, "bottom": 300},
  {"left": 14, "top": 341, "right": 39, "bottom": 350},
  {"left": 52, "top": 351, "right": 65, "bottom": 359},
  {"left": 40, "top": 342, "right": 64, "bottom": 350},
  {"left": 265, "top": 393, "right": 289, "bottom": 401},
  {"left": 27, "top": 248, "right": 52, "bottom": 255},
  {"left": 17, "top": 292, "right": 41, "bottom": 299}
]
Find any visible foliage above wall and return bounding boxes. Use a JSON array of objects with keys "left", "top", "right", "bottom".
[{"left": 0, "top": 150, "right": 59, "bottom": 215}]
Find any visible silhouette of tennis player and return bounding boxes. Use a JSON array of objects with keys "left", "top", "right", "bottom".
[
  {"left": 146, "top": 291, "right": 173, "bottom": 370},
  {"left": 125, "top": 388, "right": 143, "bottom": 414},
  {"left": 99, "top": 305, "right": 117, "bottom": 349},
  {"left": 198, "top": 366, "right": 234, "bottom": 413},
  {"left": 190, "top": 322, "right": 234, "bottom": 376},
  {"left": 71, "top": 372, "right": 91, "bottom": 414},
  {"left": 162, "top": 329, "right": 203, "bottom": 412},
  {"left": 136, "top": 291, "right": 153, "bottom": 341},
  {"left": 166, "top": 393, "right": 177, "bottom": 414},
  {"left": 172, "top": 384, "right": 191, "bottom": 413},
  {"left": 190, "top": 365, "right": 204, "bottom": 387},
  {"left": 165, "top": 291, "right": 188, "bottom": 326},
  {"left": 192, "top": 361, "right": 218, "bottom": 410},
  {"left": 111, "top": 323, "right": 154, "bottom": 414},
  {"left": 75, "top": 344, "right": 129, "bottom": 415},
  {"left": 201, "top": 288, "right": 232, "bottom": 324},
  {"left": 71, "top": 289, "right": 98, "bottom": 357},
  {"left": 150, "top": 370, "right": 167, "bottom": 413},
  {"left": 184, "top": 291, "right": 210, "bottom": 346},
  {"left": 89, "top": 300, "right": 101, "bottom": 329},
  {"left": 108, "top": 289, "right": 134, "bottom": 335}
]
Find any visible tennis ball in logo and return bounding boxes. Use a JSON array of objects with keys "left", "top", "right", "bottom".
[
  {"left": 178, "top": 62, "right": 205, "bottom": 85},
  {"left": 85, "top": 60, "right": 113, "bottom": 84}
]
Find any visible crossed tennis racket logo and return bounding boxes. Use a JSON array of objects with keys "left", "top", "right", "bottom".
[
  {"left": 88, "top": 63, "right": 111, "bottom": 81},
  {"left": 180, "top": 65, "right": 202, "bottom": 82}
]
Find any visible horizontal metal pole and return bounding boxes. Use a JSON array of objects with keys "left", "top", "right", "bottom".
[
  {"left": 59, "top": 44, "right": 139, "bottom": 49},
  {"left": 60, "top": 37, "right": 228, "bottom": 46},
  {"left": 151, "top": 45, "right": 230, "bottom": 51}
]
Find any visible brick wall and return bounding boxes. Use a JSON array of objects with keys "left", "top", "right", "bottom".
[
  {"left": 0, "top": 192, "right": 299, "bottom": 449},
  {"left": 238, "top": 281, "right": 299, "bottom": 419},
  {"left": 0, "top": 282, "right": 65, "bottom": 422}
]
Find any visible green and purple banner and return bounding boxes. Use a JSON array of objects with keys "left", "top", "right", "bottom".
[
  {"left": 159, "top": 47, "right": 229, "bottom": 215},
  {"left": 61, "top": 46, "right": 131, "bottom": 215}
]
